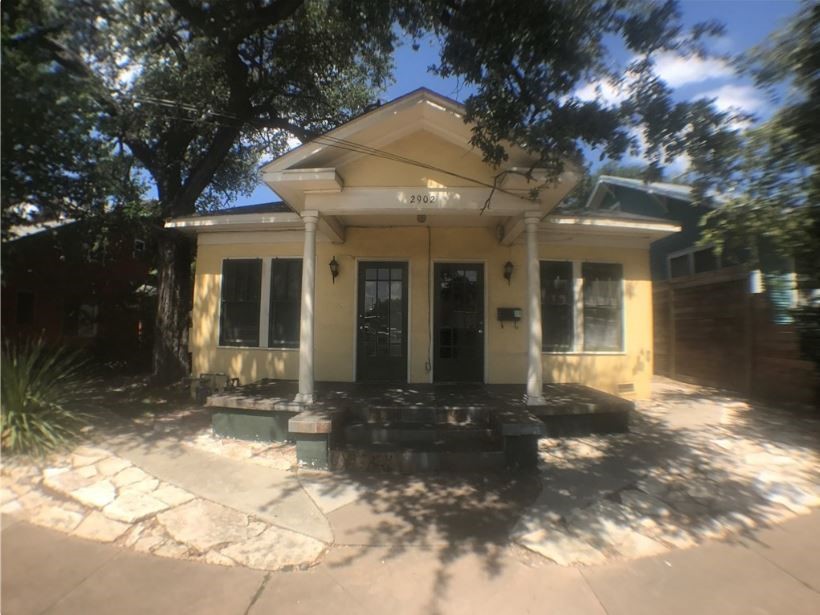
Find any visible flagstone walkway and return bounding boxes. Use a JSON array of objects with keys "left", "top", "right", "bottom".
[{"left": 1, "top": 377, "right": 818, "bottom": 574}]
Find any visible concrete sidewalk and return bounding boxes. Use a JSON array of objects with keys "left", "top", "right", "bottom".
[
  {"left": 112, "top": 435, "right": 332, "bottom": 543},
  {"left": 3, "top": 512, "right": 819, "bottom": 615}
]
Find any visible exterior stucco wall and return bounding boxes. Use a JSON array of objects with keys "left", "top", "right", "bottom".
[
  {"left": 338, "top": 131, "right": 496, "bottom": 188},
  {"left": 191, "top": 227, "right": 654, "bottom": 399},
  {"left": 538, "top": 242, "right": 653, "bottom": 400}
]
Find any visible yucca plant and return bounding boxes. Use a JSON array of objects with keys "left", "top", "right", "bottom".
[{"left": 1, "top": 339, "right": 89, "bottom": 455}]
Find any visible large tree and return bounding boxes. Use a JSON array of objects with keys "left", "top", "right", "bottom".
[
  {"left": 1, "top": 0, "right": 143, "bottom": 236},
  {"left": 3, "top": 0, "right": 742, "bottom": 383}
]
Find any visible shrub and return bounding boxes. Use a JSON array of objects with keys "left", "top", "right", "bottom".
[{"left": 1, "top": 340, "right": 89, "bottom": 455}]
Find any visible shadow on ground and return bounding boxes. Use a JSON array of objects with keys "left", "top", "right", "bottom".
[{"left": 55, "top": 374, "right": 820, "bottom": 613}]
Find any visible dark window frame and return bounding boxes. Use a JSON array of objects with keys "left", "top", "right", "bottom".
[
  {"left": 540, "top": 261, "right": 574, "bottom": 352},
  {"left": 219, "top": 258, "right": 263, "bottom": 347},
  {"left": 268, "top": 258, "right": 302, "bottom": 348},
  {"left": 582, "top": 262, "right": 624, "bottom": 352}
]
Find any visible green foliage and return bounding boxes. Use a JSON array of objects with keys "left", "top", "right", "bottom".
[
  {"left": 1, "top": 340, "right": 89, "bottom": 455},
  {"left": 1, "top": 0, "right": 145, "bottom": 237},
  {"left": 701, "top": 1, "right": 818, "bottom": 282},
  {"left": 4, "top": 0, "right": 741, "bottom": 222},
  {"left": 2, "top": 0, "right": 746, "bottom": 378},
  {"left": 431, "top": 0, "right": 738, "bottom": 195}
]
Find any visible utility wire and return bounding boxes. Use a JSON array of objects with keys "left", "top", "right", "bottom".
[{"left": 127, "top": 95, "right": 545, "bottom": 208}]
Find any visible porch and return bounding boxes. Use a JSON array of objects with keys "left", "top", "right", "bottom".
[{"left": 206, "top": 381, "right": 633, "bottom": 472}]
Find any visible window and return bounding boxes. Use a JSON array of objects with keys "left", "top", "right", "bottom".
[
  {"left": 539, "top": 261, "right": 624, "bottom": 353},
  {"left": 582, "top": 263, "right": 623, "bottom": 352},
  {"left": 219, "top": 259, "right": 262, "bottom": 347},
  {"left": 693, "top": 248, "right": 718, "bottom": 274},
  {"left": 668, "top": 246, "right": 720, "bottom": 278},
  {"left": 16, "top": 291, "right": 34, "bottom": 325},
  {"left": 669, "top": 253, "right": 690, "bottom": 278},
  {"left": 540, "top": 261, "right": 573, "bottom": 352},
  {"left": 268, "top": 259, "right": 302, "bottom": 348}
]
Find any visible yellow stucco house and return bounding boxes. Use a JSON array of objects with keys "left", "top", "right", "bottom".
[{"left": 168, "top": 88, "right": 678, "bottom": 411}]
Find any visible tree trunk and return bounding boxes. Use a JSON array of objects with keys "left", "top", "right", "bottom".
[{"left": 151, "top": 229, "right": 193, "bottom": 385}]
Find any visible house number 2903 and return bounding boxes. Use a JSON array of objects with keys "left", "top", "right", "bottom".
[{"left": 409, "top": 194, "right": 437, "bottom": 204}]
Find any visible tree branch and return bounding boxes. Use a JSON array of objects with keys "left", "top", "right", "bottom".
[
  {"left": 249, "top": 116, "right": 313, "bottom": 142},
  {"left": 166, "top": 0, "right": 305, "bottom": 42}
]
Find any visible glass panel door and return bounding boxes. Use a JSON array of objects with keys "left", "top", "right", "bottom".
[
  {"left": 356, "top": 262, "right": 408, "bottom": 381},
  {"left": 434, "top": 263, "right": 484, "bottom": 382}
]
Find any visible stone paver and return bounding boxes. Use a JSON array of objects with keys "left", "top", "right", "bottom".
[
  {"left": 1, "top": 375, "right": 816, "bottom": 581},
  {"left": 103, "top": 491, "right": 170, "bottom": 523},
  {"left": 71, "top": 479, "right": 117, "bottom": 509},
  {"left": 220, "top": 526, "right": 327, "bottom": 571},
  {"left": 113, "top": 437, "right": 333, "bottom": 544},
  {"left": 72, "top": 511, "right": 130, "bottom": 542},
  {"left": 42, "top": 467, "right": 98, "bottom": 495},
  {"left": 111, "top": 466, "right": 151, "bottom": 488},
  {"left": 515, "top": 377, "right": 820, "bottom": 564},
  {"left": 156, "top": 500, "right": 264, "bottom": 553},
  {"left": 152, "top": 484, "right": 196, "bottom": 507},
  {"left": 28, "top": 503, "right": 85, "bottom": 533}
]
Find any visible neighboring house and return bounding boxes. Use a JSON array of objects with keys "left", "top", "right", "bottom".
[
  {"left": 583, "top": 176, "right": 816, "bottom": 405},
  {"left": 584, "top": 176, "right": 725, "bottom": 281},
  {"left": 1, "top": 219, "right": 154, "bottom": 367},
  {"left": 167, "top": 89, "right": 679, "bottom": 402}
]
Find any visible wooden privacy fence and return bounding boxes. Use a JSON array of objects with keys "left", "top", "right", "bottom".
[{"left": 653, "top": 266, "right": 818, "bottom": 407}]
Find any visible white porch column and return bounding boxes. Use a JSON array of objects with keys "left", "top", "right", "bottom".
[
  {"left": 296, "top": 210, "right": 319, "bottom": 404},
  {"left": 525, "top": 211, "right": 546, "bottom": 405}
]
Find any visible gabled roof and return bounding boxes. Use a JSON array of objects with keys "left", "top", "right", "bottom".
[
  {"left": 259, "top": 88, "right": 468, "bottom": 176},
  {"left": 585, "top": 175, "right": 693, "bottom": 210},
  {"left": 258, "top": 88, "right": 581, "bottom": 213}
]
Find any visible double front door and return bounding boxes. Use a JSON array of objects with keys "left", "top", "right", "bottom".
[{"left": 355, "top": 261, "right": 485, "bottom": 383}]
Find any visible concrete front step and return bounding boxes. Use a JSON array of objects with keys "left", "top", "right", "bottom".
[
  {"left": 330, "top": 446, "right": 506, "bottom": 473},
  {"left": 343, "top": 422, "right": 495, "bottom": 446},
  {"left": 350, "top": 406, "right": 490, "bottom": 426}
]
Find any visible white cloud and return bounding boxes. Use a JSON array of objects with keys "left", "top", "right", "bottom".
[
  {"left": 573, "top": 52, "right": 736, "bottom": 107},
  {"left": 573, "top": 79, "right": 628, "bottom": 108},
  {"left": 652, "top": 52, "right": 735, "bottom": 88},
  {"left": 694, "top": 84, "right": 766, "bottom": 114}
]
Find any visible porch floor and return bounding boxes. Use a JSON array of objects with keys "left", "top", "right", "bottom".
[{"left": 207, "top": 380, "right": 633, "bottom": 416}]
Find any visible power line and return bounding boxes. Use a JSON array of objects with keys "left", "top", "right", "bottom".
[{"left": 127, "top": 95, "right": 546, "bottom": 206}]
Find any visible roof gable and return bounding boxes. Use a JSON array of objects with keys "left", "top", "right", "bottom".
[{"left": 260, "top": 88, "right": 577, "bottom": 211}]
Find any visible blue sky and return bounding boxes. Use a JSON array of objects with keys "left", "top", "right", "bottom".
[{"left": 238, "top": 0, "right": 801, "bottom": 205}]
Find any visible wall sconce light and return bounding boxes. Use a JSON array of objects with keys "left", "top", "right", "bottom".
[
  {"left": 329, "top": 256, "right": 340, "bottom": 284},
  {"left": 503, "top": 261, "right": 514, "bottom": 285}
]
